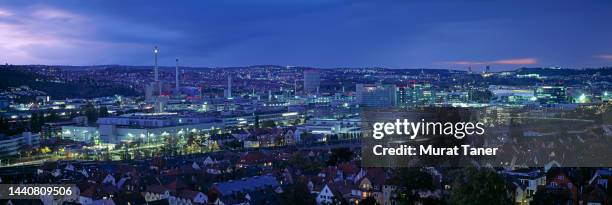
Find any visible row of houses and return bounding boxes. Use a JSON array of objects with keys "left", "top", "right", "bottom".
[{"left": 1, "top": 147, "right": 610, "bottom": 205}]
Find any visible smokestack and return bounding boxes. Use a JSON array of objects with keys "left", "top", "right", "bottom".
[
  {"left": 227, "top": 75, "right": 232, "bottom": 99},
  {"left": 294, "top": 79, "right": 297, "bottom": 95},
  {"left": 175, "top": 58, "right": 179, "bottom": 93}
]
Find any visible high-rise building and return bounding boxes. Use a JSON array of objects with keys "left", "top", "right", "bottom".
[
  {"left": 303, "top": 70, "right": 320, "bottom": 94},
  {"left": 225, "top": 75, "right": 232, "bottom": 99},
  {"left": 412, "top": 83, "right": 435, "bottom": 105},
  {"left": 356, "top": 83, "right": 397, "bottom": 107},
  {"left": 396, "top": 85, "right": 411, "bottom": 106},
  {"left": 395, "top": 83, "right": 435, "bottom": 106}
]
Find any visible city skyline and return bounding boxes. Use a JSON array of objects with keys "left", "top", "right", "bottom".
[
  {"left": 0, "top": 1, "right": 611, "bottom": 70},
  {"left": 1, "top": 1, "right": 611, "bottom": 205}
]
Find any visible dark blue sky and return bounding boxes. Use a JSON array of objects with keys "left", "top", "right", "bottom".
[{"left": 0, "top": 0, "right": 611, "bottom": 70}]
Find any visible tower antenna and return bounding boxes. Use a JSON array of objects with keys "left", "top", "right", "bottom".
[{"left": 175, "top": 58, "right": 179, "bottom": 93}]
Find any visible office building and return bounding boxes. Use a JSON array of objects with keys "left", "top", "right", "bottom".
[
  {"left": 397, "top": 83, "right": 435, "bottom": 106},
  {"left": 489, "top": 85, "right": 536, "bottom": 105},
  {"left": 303, "top": 70, "right": 320, "bottom": 94},
  {"left": 225, "top": 75, "right": 232, "bottom": 99},
  {"left": 356, "top": 84, "right": 397, "bottom": 107},
  {"left": 535, "top": 86, "right": 567, "bottom": 104},
  {"left": 0, "top": 132, "right": 39, "bottom": 158},
  {"left": 62, "top": 113, "right": 222, "bottom": 145}
]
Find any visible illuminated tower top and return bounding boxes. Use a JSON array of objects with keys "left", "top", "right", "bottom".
[{"left": 154, "top": 46, "right": 159, "bottom": 82}]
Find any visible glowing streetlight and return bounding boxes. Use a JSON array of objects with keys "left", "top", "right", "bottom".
[{"left": 578, "top": 93, "right": 587, "bottom": 103}]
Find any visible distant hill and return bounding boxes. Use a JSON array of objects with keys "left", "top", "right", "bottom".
[
  {"left": 515, "top": 67, "right": 612, "bottom": 76},
  {"left": 0, "top": 67, "right": 138, "bottom": 99}
]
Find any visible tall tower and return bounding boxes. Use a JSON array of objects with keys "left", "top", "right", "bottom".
[
  {"left": 175, "top": 58, "right": 179, "bottom": 93},
  {"left": 226, "top": 75, "right": 232, "bottom": 99},
  {"left": 268, "top": 90, "right": 272, "bottom": 101},
  {"left": 293, "top": 79, "right": 297, "bottom": 95},
  {"left": 154, "top": 46, "right": 161, "bottom": 95}
]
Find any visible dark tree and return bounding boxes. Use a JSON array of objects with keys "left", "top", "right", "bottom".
[
  {"left": 392, "top": 168, "right": 436, "bottom": 204},
  {"left": 261, "top": 120, "right": 276, "bottom": 128},
  {"left": 326, "top": 148, "right": 353, "bottom": 165},
  {"left": 448, "top": 168, "right": 511, "bottom": 205},
  {"left": 99, "top": 106, "right": 109, "bottom": 118},
  {"left": 30, "top": 112, "right": 40, "bottom": 132},
  {"left": 293, "top": 119, "right": 301, "bottom": 125},
  {"left": 279, "top": 182, "right": 316, "bottom": 205},
  {"left": 288, "top": 152, "right": 323, "bottom": 174},
  {"left": 46, "top": 111, "right": 59, "bottom": 122},
  {"left": 360, "top": 196, "right": 379, "bottom": 205},
  {"left": 531, "top": 191, "right": 565, "bottom": 205},
  {"left": 0, "top": 116, "right": 7, "bottom": 131},
  {"left": 223, "top": 140, "right": 243, "bottom": 149},
  {"left": 83, "top": 103, "right": 98, "bottom": 123}
]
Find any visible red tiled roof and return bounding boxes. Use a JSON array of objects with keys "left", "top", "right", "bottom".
[
  {"left": 179, "top": 189, "right": 201, "bottom": 200},
  {"left": 240, "top": 151, "right": 271, "bottom": 164},
  {"left": 165, "top": 177, "right": 188, "bottom": 190},
  {"left": 338, "top": 162, "right": 358, "bottom": 175},
  {"left": 364, "top": 168, "right": 386, "bottom": 185},
  {"left": 147, "top": 184, "right": 170, "bottom": 194},
  {"left": 80, "top": 183, "right": 98, "bottom": 198}
]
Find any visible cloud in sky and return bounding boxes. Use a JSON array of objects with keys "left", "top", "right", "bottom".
[
  {"left": 0, "top": 1, "right": 611, "bottom": 70},
  {"left": 0, "top": 5, "right": 163, "bottom": 65},
  {"left": 443, "top": 58, "right": 537, "bottom": 66},
  {"left": 598, "top": 55, "right": 612, "bottom": 61},
  {"left": 492, "top": 58, "right": 538, "bottom": 65},
  {"left": 0, "top": 6, "right": 78, "bottom": 63},
  {"left": 0, "top": 6, "right": 93, "bottom": 62},
  {"left": 0, "top": 8, "right": 12, "bottom": 17},
  {"left": 31, "top": 7, "right": 80, "bottom": 21}
]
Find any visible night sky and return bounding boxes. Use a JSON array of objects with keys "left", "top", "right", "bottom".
[{"left": 1, "top": 0, "right": 611, "bottom": 70}]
